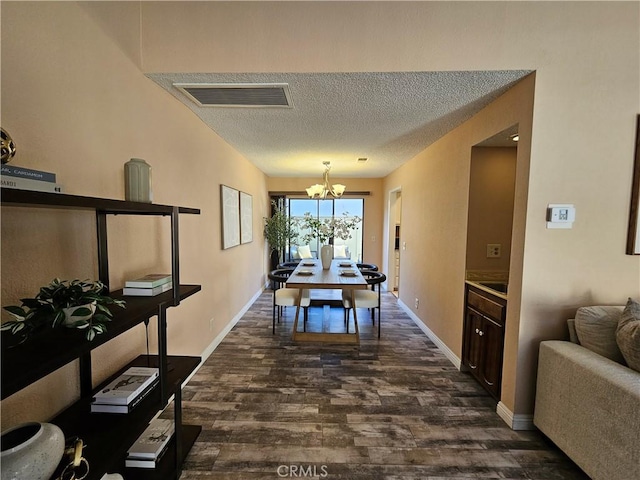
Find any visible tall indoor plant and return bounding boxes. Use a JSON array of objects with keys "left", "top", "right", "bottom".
[
  {"left": 300, "top": 212, "right": 361, "bottom": 269},
  {"left": 263, "top": 200, "right": 299, "bottom": 269}
]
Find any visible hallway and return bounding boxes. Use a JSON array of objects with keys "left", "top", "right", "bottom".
[{"left": 178, "top": 291, "right": 586, "bottom": 479}]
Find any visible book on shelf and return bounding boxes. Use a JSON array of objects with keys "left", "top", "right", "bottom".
[
  {"left": 123, "top": 281, "right": 173, "bottom": 297},
  {"left": 124, "top": 273, "right": 172, "bottom": 289},
  {"left": 126, "top": 417, "right": 175, "bottom": 467},
  {"left": 125, "top": 456, "right": 162, "bottom": 469},
  {"left": 90, "top": 378, "right": 158, "bottom": 414},
  {"left": 125, "top": 438, "right": 171, "bottom": 469},
  {"left": 92, "top": 366, "right": 159, "bottom": 405},
  {"left": 1, "top": 175, "right": 62, "bottom": 193},
  {"left": 1, "top": 165, "right": 56, "bottom": 183}
]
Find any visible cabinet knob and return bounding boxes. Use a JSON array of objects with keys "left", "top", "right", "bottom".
[
  {"left": 478, "top": 330, "right": 484, "bottom": 336},
  {"left": 475, "top": 328, "right": 480, "bottom": 334}
]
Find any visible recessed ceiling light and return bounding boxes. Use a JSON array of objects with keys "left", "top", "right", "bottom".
[{"left": 510, "top": 134, "right": 519, "bottom": 142}]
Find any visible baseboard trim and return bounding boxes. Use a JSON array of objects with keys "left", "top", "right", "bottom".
[
  {"left": 184, "top": 287, "right": 264, "bottom": 385},
  {"left": 397, "top": 299, "right": 461, "bottom": 370},
  {"left": 496, "top": 401, "right": 535, "bottom": 430}
]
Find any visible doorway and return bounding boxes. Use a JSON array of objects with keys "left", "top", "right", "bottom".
[{"left": 387, "top": 188, "right": 402, "bottom": 298}]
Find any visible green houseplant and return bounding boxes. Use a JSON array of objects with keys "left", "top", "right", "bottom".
[
  {"left": 1, "top": 278, "right": 126, "bottom": 342},
  {"left": 263, "top": 201, "right": 300, "bottom": 266}
]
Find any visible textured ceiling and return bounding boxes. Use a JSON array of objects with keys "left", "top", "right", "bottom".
[{"left": 147, "top": 71, "right": 531, "bottom": 178}]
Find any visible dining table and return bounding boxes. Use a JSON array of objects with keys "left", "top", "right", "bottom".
[{"left": 285, "top": 258, "right": 368, "bottom": 344}]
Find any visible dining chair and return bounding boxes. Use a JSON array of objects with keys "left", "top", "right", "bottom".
[
  {"left": 277, "top": 261, "right": 300, "bottom": 269},
  {"left": 356, "top": 263, "right": 379, "bottom": 292},
  {"left": 356, "top": 263, "right": 378, "bottom": 272},
  {"left": 267, "top": 268, "right": 310, "bottom": 334},
  {"left": 342, "top": 271, "right": 386, "bottom": 338}
]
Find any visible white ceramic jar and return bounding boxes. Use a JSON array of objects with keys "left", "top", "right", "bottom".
[
  {"left": 124, "top": 158, "right": 152, "bottom": 203},
  {"left": 1, "top": 422, "right": 65, "bottom": 480}
]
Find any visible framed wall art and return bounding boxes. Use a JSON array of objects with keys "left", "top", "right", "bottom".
[
  {"left": 627, "top": 114, "right": 640, "bottom": 255},
  {"left": 220, "top": 184, "right": 240, "bottom": 249},
  {"left": 240, "top": 191, "right": 253, "bottom": 244}
]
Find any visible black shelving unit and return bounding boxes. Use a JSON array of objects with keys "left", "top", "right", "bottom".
[{"left": 1, "top": 187, "right": 202, "bottom": 480}]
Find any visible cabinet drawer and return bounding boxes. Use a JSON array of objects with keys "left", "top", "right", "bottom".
[{"left": 467, "top": 290, "right": 505, "bottom": 322}]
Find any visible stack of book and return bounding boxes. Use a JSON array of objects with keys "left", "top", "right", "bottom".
[
  {"left": 126, "top": 417, "right": 175, "bottom": 469},
  {"left": 0, "top": 165, "right": 63, "bottom": 193},
  {"left": 91, "top": 366, "right": 159, "bottom": 414},
  {"left": 123, "top": 274, "right": 172, "bottom": 296}
]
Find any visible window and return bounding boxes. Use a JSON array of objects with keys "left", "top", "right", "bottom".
[{"left": 288, "top": 198, "right": 364, "bottom": 262}]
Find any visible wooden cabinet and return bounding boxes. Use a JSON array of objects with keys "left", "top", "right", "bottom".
[
  {"left": 1, "top": 188, "right": 201, "bottom": 480},
  {"left": 462, "top": 284, "right": 507, "bottom": 400}
]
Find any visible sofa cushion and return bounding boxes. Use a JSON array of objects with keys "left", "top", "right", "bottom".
[
  {"left": 574, "top": 305, "right": 625, "bottom": 363},
  {"left": 297, "top": 245, "right": 313, "bottom": 259},
  {"left": 334, "top": 245, "right": 347, "bottom": 258},
  {"left": 616, "top": 298, "right": 640, "bottom": 372}
]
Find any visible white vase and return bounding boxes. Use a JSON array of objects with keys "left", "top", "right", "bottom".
[
  {"left": 62, "top": 302, "right": 96, "bottom": 327},
  {"left": 1, "top": 422, "right": 65, "bottom": 480},
  {"left": 320, "top": 244, "right": 333, "bottom": 270}
]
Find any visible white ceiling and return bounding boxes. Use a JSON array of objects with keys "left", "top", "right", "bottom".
[{"left": 147, "top": 71, "right": 531, "bottom": 178}]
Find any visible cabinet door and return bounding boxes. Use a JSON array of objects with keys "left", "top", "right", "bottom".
[
  {"left": 462, "top": 308, "right": 483, "bottom": 374},
  {"left": 479, "top": 316, "right": 505, "bottom": 398}
]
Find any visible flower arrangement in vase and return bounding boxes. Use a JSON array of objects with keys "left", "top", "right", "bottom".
[{"left": 300, "top": 212, "right": 361, "bottom": 269}]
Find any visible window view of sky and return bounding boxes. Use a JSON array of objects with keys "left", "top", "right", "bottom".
[{"left": 289, "top": 198, "right": 362, "bottom": 218}]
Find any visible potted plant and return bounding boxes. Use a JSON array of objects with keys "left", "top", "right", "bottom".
[
  {"left": 1, "top": 278, "right": 126, "bottom": 343},
  {"left": 263, "top": 200, "right": 300, "bottom": 268},
  {"left": 300, "top": 212, "right": 361, "bottom": 269}
]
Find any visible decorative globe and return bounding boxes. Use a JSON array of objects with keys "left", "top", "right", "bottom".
[{"left": 1, "top": 128, "right": 16, "bottom": 164}]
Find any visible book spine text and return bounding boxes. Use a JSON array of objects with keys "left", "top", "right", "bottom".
[
  {"left": 0, "top": 165, "right": 56, "bottom": 183},
  {"left": 1, "top": 176, "right": 62, "bottom": 193}
]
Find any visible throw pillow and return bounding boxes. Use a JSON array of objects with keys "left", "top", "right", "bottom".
[
  {"left": 616, "top": 298, "right": 640, "bottom": 372},
  {"left": 334, "top": 245, "right": 347, "bottom": 258},
  {"left": 298, "top": 245, "right": 312, "bottom": 259},
  {"left": 574, "top": 305, "right": 625, "bottom": 363}
]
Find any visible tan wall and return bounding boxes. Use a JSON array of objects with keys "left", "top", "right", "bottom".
[
  {"left": 1, "top": 0, "right": 639, "bottom": 427},
  {"left": 266, "top": 177, "right": 384, "bottom": 269},
  {"left": 466, "top": 147, "right": 517, "bottom": 273},
  {"left": 0, "top": 2, "right": 269, "bottom": 428},
  {"left": 384, "top": 77, "right": 536, "bottom": 418}
]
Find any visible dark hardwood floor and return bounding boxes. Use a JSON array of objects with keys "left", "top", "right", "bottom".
[{"left": 178, "top": 291, "right": 588, "bottom": 479}]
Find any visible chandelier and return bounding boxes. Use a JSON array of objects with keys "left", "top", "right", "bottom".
[{"left": 306, "top": 161, "right": 346, "bottom": 199}]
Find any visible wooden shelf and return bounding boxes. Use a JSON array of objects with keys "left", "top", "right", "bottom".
[
  {"left": 1, "top": 285, "right": 201, "bottom": 399},
  {"left": 1, "top": 186, "right": 202, "bottom": 479},
  {"left": 50, "top": 355, "right": 201, "bottom": 480},
  {"left": 0, "top": 187, "right": 200, "bottom": 215}
]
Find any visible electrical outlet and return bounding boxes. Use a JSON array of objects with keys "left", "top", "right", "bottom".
[
  {"left": 486, "top": 244, "right": 501, "bottom": 258},
  {"left": 414, "top": 298, "right": 419, "bottom": 309}
]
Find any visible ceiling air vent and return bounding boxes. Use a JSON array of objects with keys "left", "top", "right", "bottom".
[{"left": 174, "top": 83, "right": 292, "bottom": 108}]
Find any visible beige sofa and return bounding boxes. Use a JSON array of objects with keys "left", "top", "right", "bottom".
[{"left": 534, "top": 304, "right": 640, "bottom": 480}]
